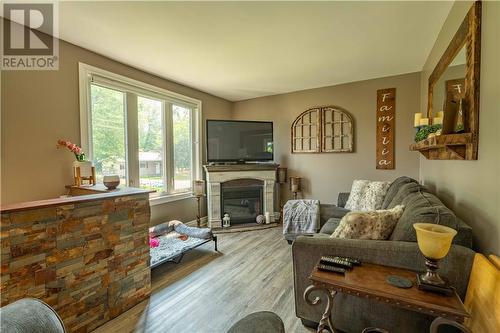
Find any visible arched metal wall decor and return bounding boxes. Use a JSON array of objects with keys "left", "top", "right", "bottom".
[{"left": 291, "top": 106, "right": 353, "bottom": 153}]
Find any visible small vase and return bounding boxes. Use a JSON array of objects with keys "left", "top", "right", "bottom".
[{"left": 103, "top": 175, "right": 120, "bottom": 190}]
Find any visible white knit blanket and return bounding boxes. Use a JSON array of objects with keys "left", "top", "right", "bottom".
[{"left": 283, "top": 199, "right": 320, "bottom": 235}]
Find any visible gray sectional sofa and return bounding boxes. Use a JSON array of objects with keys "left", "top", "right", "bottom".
[{"left": 292, "top": 176, "right": 475, "bottom": 333}]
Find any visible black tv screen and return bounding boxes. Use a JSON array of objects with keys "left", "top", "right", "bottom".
[{"left": 206, "top": 120, "right": 274, "bottom": 162}]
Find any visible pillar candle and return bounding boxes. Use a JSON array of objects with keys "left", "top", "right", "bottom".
[
  {"left": 414, "top": 113, "right": 422, "bottom": 127},
  {"left": 433, "top": 117, "right": 443, "bottom": 125},
  {"left": 419, "top": 118, "right": 429, "bottom": 126}
]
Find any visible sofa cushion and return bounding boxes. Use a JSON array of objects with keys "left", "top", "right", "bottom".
[
  {"left": 390, "top": 190, "right": 459, "bottom": 242},
  {"left": 386, "top": 182, "right": 422, "bottom": 209},
  {"left": 319, "top": 218, "right": 341, "bottom": 235},
  {"left": 345, "top": 180, "right": 390, "bottom": 211},
  {"left": 319, "top": 204, "right": 351, "bottom": 229},
  {"left": 331, "top": 205, "right": 404, "bottom": 240},
  {"left": 382, "top": 176, "right": 419, "bottom": 209},
  {"left": 323, "top": 205, "right": 350, "bottom": 219}
]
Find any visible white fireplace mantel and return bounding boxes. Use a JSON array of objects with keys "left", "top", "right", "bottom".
[{"left": 203, "top": 164, "right": 279, "bottom": 228}]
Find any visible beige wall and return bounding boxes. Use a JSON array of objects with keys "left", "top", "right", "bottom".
[
  {"left": 1, "top": 36, "right": 232, "bottom": 224},
  {"left": 232, "top": 72, "right": 421, "bottom": 204},
  {"left": 419, "top": 1, "right": 500, "bottom": 255}
]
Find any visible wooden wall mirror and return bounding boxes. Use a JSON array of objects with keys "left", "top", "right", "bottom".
[{"left": 417, "top": 1, "right": 481, "bottom": 160}]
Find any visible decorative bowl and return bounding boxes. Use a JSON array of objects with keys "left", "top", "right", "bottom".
[{"left": 103, "top": 175, "right": 120, "bottom": 190}]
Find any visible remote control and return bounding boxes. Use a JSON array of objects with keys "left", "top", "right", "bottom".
[
  {"left": 338, "top": 257, "right": 361, "bottom": 265},
  {"left": 318, "top": 264, "right": 346, "bottom": 274},
  {"left": 320, "top": 256, "right": 353, "bottom": 269}
]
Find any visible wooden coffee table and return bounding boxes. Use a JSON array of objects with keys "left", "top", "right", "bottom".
[{"left": 303, "top": 263, "right": 469, "bottom": 333}]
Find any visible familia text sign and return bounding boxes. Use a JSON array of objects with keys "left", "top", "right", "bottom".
[{"left": 376, "top": 88, "right": 395, "bottom": 169}]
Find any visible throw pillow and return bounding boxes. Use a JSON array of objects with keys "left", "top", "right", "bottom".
[
  {"left": 330, "top": 205, "right": 405, "bottom": 240},
  {"left": 345, "top": 180, "right": 391, "bottom": 211}
]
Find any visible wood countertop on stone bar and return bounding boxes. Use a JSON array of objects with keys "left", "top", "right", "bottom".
[
  {"left": 0, "top": 186, "right": 154, "bottom": 213},
  {"left": 1, "top": 185, "right": 153, "bottom": 332}
]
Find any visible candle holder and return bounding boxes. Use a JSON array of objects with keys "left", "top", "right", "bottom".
[
  {"left": 277, "top": 167, "right": 288, "bottom": 224},
  {"left": 290, "top": 177, "right": 301, "bottom": 199},
  {"left": 278, "top": 167, "right": 288, "bottom": 184},
  {"left": 193, "top": 180, "right": 205, "bottom": 227}
]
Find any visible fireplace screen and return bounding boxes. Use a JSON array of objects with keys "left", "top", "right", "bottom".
[{"left": 221, "top": 185, "right": 263, "bottom": 224}]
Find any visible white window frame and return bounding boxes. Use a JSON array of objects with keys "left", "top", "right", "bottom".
[{"left": 78, "top": 63, "right": 202, "bottom": 205}]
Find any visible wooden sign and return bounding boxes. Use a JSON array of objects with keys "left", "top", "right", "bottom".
[{"left": 376, "top": 88, "right": 396, "bottom": 169}]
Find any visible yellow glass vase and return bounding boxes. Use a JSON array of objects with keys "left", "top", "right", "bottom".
[{"left": 413, "top": 223, "right": 457, "bottom": 287}]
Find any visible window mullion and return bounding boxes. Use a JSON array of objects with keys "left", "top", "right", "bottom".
[
  {"left": 190, "top": 107, "right": 197, "bottom": 183},
  {"left": 165, "top": 103, "right": 174, "bottom": 194},
  {"left": 126, "top": 92, "right": 139, "bottom": 187},
  {"left": 81, "top": 79, "right": 93, "bottom": 159}
]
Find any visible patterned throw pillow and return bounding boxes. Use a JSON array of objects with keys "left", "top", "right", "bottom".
[
  {"left": 345, "top": 180, "right": 391, "bottom": 211},
  {"left": 330, "top": 205, "right": 405, "bottom": 240}
]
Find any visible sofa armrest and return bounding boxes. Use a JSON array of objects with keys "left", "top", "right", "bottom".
[
  {"left": 337, "top": 192, "right": 350, "bottom": 208},
  {"left": 292, "top": 236, "right": 475, "bottom": 299},
  {"left": 454, "top": 217, "right": 473, "bottom": 248}
]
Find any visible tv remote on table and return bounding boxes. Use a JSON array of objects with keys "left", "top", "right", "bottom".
[
  {"left": 320, "top": 256, "right": 353, "bottom": 269},
  {"left": 317, "top": 264, "right": 346, "bottom": 274},
  {"left": 338, "top": 256, "right": 361, "bottom": 265}
]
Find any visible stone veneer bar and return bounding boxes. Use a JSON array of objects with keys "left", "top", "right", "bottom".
[{"left": 0, "top": 187, "right": 152, "bottom": 332}]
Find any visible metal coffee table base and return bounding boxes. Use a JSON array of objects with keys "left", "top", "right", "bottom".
[{"left": 303, "top": 285, "right": 337, "bottom": 333}]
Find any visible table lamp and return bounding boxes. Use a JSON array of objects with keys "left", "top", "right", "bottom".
[
  {"left": 193, "top": 180, "right": 205, "bottom": 227},
  {"left": 413, "top": 223, "right": 457, "bottom": 294}
]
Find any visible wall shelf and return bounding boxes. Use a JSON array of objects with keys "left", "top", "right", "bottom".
[{"left": 409, "top": 133, "right": 476, "bottom": 160}]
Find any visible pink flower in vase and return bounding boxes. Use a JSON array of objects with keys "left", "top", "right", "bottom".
[{"left": 57, "top": 139, "right": 86, "bottom": 161}]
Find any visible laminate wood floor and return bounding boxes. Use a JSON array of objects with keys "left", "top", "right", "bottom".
[{"left": 93, "top": 226, "right": 313, "bottom": 333}]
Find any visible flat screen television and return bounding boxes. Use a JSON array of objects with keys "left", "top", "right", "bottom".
[{"left": 206, "top": 120, "right": 274, "bottom": 163}]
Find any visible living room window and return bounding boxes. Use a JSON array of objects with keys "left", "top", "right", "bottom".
[{"left": 79, "top": 63, "right": 202, "bottom": 204}]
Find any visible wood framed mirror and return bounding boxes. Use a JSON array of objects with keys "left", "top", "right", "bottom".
[{"left": 419, "top": 1, "right": 481, "bottom": 160}]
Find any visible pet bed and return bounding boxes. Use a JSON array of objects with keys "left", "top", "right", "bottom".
[{"left": 149, "top": 220, "right": 217, "bottom": 268}]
